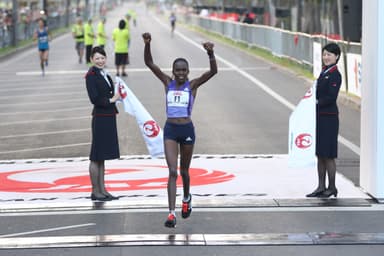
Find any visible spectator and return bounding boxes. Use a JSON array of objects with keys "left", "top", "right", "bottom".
[{"left": 242, "top": 12, "right": 254, "bottom": 24}]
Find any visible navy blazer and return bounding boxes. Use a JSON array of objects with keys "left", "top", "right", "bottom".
[
  {"left": 85, "top": 66, "right": 118, "bottom": 116},
  {"left": 316, "top": 65, "right": 342, "bottom": 115}
]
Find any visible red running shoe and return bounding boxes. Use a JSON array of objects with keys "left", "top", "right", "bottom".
[
  {"left": 181, "top": 195, "right": 192, "bottom": 219},
  {"left": 164, "top": 213, "right": 176, "bottom": 228}
]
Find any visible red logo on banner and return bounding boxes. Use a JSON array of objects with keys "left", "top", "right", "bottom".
[
  {"left": 303, "top": 88, "right": 313, "bottom": 99},
  {"left": 143, "top": 120, "right": 160, "bottom": 138},
  {"left": 295, "top": 133, "right": 312, "bottom": 149},
  {"left": 118, "top": 84, "right": 127, "bottom": 99},
  {"left": 0, "top": 165, "right": 235, "bottom": 193}
]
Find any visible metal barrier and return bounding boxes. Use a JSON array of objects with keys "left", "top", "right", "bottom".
[
  {"left": 183, "top": 14, "right": 362, "bottom": 98},
  {"left": 0, "top": 0, "right": 119, "bottom": 50},
  {"left": 0, "top": 14, "right": 76, "bottom": 49}
]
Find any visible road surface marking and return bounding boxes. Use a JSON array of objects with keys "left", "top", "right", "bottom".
[{"left": 0, "top": 223, "right": 96, "bottom": 238}]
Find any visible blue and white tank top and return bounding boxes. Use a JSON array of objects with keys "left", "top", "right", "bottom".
[
  {"left": 166, "top": 80, "right": 194, "bottom": 118},
  {"left": 37, "top": 28, "right": 49, "bottom": 50}
]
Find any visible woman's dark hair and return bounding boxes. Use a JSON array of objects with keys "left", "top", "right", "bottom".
[
  {"left": 172, "top": 58, "right": 189, "bottom": 70},
  {"left": 91, "top": 46, "right": 106, "bottom": 58},
  {"left": 118, "top": 19, "right": 126, "bottom": 29},
  {"left": 322, "top": 43, "right": 341, "bottom": 63}
]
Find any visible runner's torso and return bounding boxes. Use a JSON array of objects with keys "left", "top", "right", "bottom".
[{"left": 166, "top": 80, "right": 194, "bottom": 124}]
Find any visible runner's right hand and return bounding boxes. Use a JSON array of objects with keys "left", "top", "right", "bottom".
[{"left": 142, "top": 33, "right": 151, "bottom": 43}]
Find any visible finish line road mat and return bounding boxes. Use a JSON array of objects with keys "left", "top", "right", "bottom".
[{"left": 0, "top": 155, "right": 369, "bottom": 209}]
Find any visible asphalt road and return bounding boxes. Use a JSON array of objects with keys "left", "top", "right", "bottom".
[
  {"left": 0, "top": 2, "right": 373, "bottom": 256},
  {"left": 0, "top": 2, "right": 360, "bottom": 183}
]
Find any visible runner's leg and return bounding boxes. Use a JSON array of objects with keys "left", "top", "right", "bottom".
[
  {"left": 164, "top": 139, "right": 179, "bottom": 212},
  {"left": 180, "top": 144, "right": 193, "bottom": 199}
]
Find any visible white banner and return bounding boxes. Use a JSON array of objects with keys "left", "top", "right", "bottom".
[
  {"left": 346, "top": 53, "right": 362, "bottom": 97},
  {"left": 288, "top": 81, "right": 317, "bottom": 168},
  {"left": 115, "top": 77, "right": 164, "bottom": 158},
  {"left": 312, "top": 42, "right": 322, "bottom": 78}
]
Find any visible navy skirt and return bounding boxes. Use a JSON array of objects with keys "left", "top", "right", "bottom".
[
  {"left": 89, "top": 115, "right": 120, "bottom": 161},
  {"left": 316, "top": 114, "right": 339, "bottom": 158}
]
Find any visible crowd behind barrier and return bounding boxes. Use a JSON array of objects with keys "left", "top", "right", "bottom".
[
  {"left": 0, "top": 0, "right": 119, "bottom": 49},
  {"left": 0, "top": 14, "right": 76, "bottom": 48},
  {"left": 182, "top": 13, "right": 362, "bottom": 99}
]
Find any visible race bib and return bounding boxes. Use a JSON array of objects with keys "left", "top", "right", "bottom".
[{"left": 167, "top": 90, "right": 190, "bottom": 107}]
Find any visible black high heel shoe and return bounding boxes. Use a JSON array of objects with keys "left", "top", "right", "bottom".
[
  {"left": 91, "top": 193, "right": 112, "bottom": 201},
  {"left": 306, "top": 190, "right": 325, "bottom": 197},
  {"left": 319, "top": 188, "right": 338, "bottom": 198},
  {"left": 104, "top": 193, "right": 119, "bottom": 200}
]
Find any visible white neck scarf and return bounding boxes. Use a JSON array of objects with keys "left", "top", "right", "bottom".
[{"left": 100, "top": 69, "right": 112, "bottom": 87}]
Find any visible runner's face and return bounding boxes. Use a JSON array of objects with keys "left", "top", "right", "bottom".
[
  {"left": 173, "top": 61, "right": 189, "bottom": 84},
  {"left": 322, "top": 50, "right": 338, "bottom": 66},
  {"left": 38, "top": 20, "right": 44, "bottom": 28},
  {"left": 92, "top": 52, "right": 106, "bottom": 69}
]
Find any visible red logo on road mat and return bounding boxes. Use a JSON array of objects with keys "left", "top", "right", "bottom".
[{"left": 0, "top": 165, "right": 235, "bottom": 193}]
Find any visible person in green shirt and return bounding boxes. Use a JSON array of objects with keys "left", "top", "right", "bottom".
[
  {"left": 128, "top": 9, "right": 137, "bottom": 27},
  {"left": 84, "top": 18, "right": 95, "bottom": 66},
  {"left": 97, "top": 17, "right": 107, "bottom": 49},
  {"left": 112, "top": 19, "right": 130, "bottom": 76},
  {"left": 124, "top": 13, "right": 131, "bottom": 48},
  {"left": 124, "top": 13, "right": 131, "bottom": 30},
  {"left": 72, "top": 17, "right": 84, "bottom": 64}
]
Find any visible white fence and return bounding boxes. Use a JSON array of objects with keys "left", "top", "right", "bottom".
[{"left": 184, "top": 14, "right": 362, "bottom": 98}]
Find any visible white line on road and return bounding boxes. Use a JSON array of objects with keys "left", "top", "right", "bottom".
[
  {"left": 0, "top": 204, "right": 382, "bottom": 217},
  {"left": 14, "top": 67, "right": 267, "bottom": 76},
  {"left": 0, "top": 85, "right": 86, "bottom": 93},
  {"left": 0, "top": 128, "right": 90, "bottom": 139},
  {"left": 0, "top": 143, "right": 90, "bottom": 154},
  {"left": 0, "top": 107, "right": 90, "bottom": 116},
  {"left": 1, "top": 232, "right": 384, "bottom": 248},
  {"left": 0, "top": 223, "right": 96, "bottom": 238},
  {"left": 155, "top": 16, "right": 360, "bottom": 156},
  {"left": 0, "top": 91, "right": 84, "bottom": 100},
  {"left": 0, "top": 116, "right": 90, "bottom": 126},
  {"left": 0, "top": 98, "right": 86, "bottom": 106}
]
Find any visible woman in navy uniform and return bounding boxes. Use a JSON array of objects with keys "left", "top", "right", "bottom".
[
  {"left": 85, "top": 46, "right": 121, "bottom": 201},
  {"left": 306, "top": 43, "right": 342, "bottom": 198}
]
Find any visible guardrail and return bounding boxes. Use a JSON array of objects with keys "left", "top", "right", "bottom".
[
  {"left": 183, "top": 14, "right": 362, "bottom": 98},
  {"left": 0, "top": 14, "right": 76, "bottom": 48}
]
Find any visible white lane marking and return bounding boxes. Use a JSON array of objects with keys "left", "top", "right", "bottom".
[
  {"left": 14, "top": 67, "right": 268, "bottom": 76},
  {"left": 0, "top": 116, "right": 90, "bottom": 126},
  {"left": 0, "top": 85, "right": 87, "bottom": 93},
  {"left": 0, "top": 107, "right": 90, "bottom": 116},
  {"left": 0, "top": 143, "right": 90, "bottom": 154},
  {"left": 0, "top": 91, "right": 84, "bottom": 100},
  {"left": 0, "top": 223, "right": 96, "bottom": 238},
  {"left": 0, "top": 129, "right": 90, "bottom": 139},
  {"left": 1, "top": 232, "right": 384, "bottom": 248},
  {"left": 338, "top": 136, "right": 361, "bottom": 155},
  {"left": 154, "top": 16, "right": 361, "bottom": 156},
  {"left": 2, "top": 232, "right": 384, "bottom": 248},
  {"left": 0, "top": 204, "right": 380, "bottom": 217},
  {"left": 0, "top": 98, "right": 86, "bottom": 106}
]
